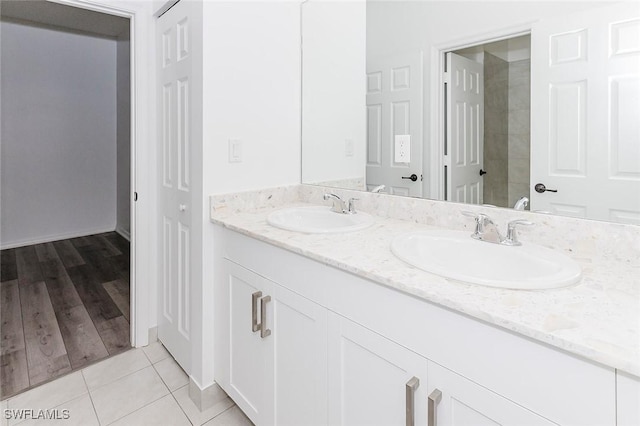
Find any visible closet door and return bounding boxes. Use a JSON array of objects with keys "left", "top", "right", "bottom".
[{"left": 156, "top": 0, "right": 202, "bottom": 372}]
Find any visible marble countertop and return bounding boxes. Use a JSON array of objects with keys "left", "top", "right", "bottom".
[{"left": 210, "top": 201, "right": 640, "bottom": 376}]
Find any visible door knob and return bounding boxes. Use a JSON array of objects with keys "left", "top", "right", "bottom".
[
  {"left": 402, "top": 174, "right": 418, "bottom": 182},
  {"left": 534, "top": 183, "right": 558, "bottom": 193},
  {"left": 179, "top": 204, "right": 187, "bottom": 211},
  {"left": 479, "top": 169, "right": 487, "bottom": 176}
]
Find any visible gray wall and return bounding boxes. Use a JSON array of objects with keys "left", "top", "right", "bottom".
[
  {"left": 116, "top": 34, "right": 131, "bottom": 239},
  {"left": 483, "top": 52, "right": 509, "bottom": 208},
  {"left": 1, "top": 20, "right": 118, "bottom": 248},
  {"left": 508, "top": 59, "right": 531, "bottom": 207}
]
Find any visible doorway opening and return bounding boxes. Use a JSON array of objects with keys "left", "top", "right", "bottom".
[
  {"left": 437, "top": 32, "right": 531, "bottom": 209},
  {"left": 0, "top": 1, "right": 133, "bottom": 398}
]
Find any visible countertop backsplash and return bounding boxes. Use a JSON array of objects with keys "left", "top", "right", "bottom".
[{"left": 211, "top": 184, "right": 640, "bottom": 266}]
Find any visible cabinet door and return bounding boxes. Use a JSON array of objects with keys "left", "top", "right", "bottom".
[
  {"left": 427, "top": 362, "right": 555, "bottom": 426},
  {"left": 272, "top": 285, "right": 327, "bottom": 426},
  {"left": 328, "top": 313, "right": 428, "bottom": 426},
  {"left": 225, "top": 260, "right": 275, "bottom": 425},
  {"left": 617, "top": 371, "right": 640, "bottom": 426}
]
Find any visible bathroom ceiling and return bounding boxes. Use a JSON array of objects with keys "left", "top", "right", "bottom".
[{"left": 1, "top": 0, "right": 129, "bottom": 38}]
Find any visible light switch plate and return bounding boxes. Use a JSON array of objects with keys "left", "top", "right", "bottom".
[
  {"left": 394, "top": 135, "right": 411, "bottom": 163},
  {"left": 228, "top": 139, "right": 242, "bottom": 163},
  {"left": 345, "top": 139, "right": 354, "bottom": 157}
]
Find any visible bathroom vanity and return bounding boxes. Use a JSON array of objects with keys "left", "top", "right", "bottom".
[{"left": 210, "top": 186, "right": 640, "bottom": 426}]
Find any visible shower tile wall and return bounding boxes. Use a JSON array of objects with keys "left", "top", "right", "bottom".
[
  {"left": 483, "top": 53, "right": 509, "bottom": 207},
  {"left": 508, "top": 59, "right": 531, "bottom": 208}
]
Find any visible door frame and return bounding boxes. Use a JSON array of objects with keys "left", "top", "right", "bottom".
[
  {"left": 428, "top": 23, "right": 532, "bottom": 201},
  {"left": 47, "top": 0, "right": 156, "bottom": 348}
]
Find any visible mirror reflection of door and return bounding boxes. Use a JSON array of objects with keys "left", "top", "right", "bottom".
[
  {"left": 366, "top": 52, "right": 423, "bottom": 197},
  {"left": 445, "top": 52, "right": 485, "bottom": 204},
  {"left": 446, "top": 35, "right": 532, "bottom": 209},
  {"left": 531, "top": 2, "right": 640, "bottom": 223}
]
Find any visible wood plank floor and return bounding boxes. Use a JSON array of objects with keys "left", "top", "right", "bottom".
[{"left": 0, "top": 232, "right": 130, "bottom": 399}]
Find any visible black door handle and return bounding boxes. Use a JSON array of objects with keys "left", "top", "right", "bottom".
[
  {"left": 534, "top": 183, "right": 558, "bottom": 193},
  {"left": 479, "top": 169, "right": 487, "bottom": 176},
  {"left": 402, "top": 174, "right": 418, "bottom": 182}
]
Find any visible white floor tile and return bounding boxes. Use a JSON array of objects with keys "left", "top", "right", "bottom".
[
  {"left": 82, "top": 349, "right": 150, "bottom": 390},
  {"left": 173, "top": 384, "right": 234, "bottom": 426},
  {"left": 14, "top": 394, "right": 98, "bottom": 426},
  {"left": 203, "top": 406, "right": 253, "bottom": 426},
  {"left": 89, "top": 366, "right": 169, "bottom": 425},
  {"left": 154, "top": 357, "right": 189, "bottom": 392},
  {"left": 1, "top": 400, "right": 8, "bottom": 426},
  {"left": 142, "top": 342, "right": 170, "bottom": 364},
  {"left": 109, "top": 395, "right": 190, "bottom": 426},
  {"left": 7, "top": 372, "right": 87, "bottom": 426}
]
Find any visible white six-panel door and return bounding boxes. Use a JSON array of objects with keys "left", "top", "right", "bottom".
[
  {"left": 531, "top": 2, "right": 640, "bottom": 223},
  {"left": 157, "top": 0, "right": 197, "bottom": 371},
  {"left": 366, "top": 52, "right": 424, "bottom": 197},
  {"left": 446, "top": 52, "right": 485, "bottom": 204}
]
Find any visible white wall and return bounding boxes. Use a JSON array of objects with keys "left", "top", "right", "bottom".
[
  {"left": 1, "top": 20, "right": 117, "bottom": 248},
  {"left": 301, "top": 0, "right": 366, "bottom": 185},
  {"left": 196, "top": 0, "right": 302, "bottom": 390},
  {"left": 116, "top": 34, "right": 131, "bottom": 240},
  {"left": 203, "top": 1, "right": 301, "bottom": 195}
]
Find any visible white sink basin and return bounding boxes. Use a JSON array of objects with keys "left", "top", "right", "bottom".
[
  {"left": 391, "top": 230, "right": 581, "bottom": 290},
  {"left": 267, "top": 206, "right": 374, "bottom": 234}
]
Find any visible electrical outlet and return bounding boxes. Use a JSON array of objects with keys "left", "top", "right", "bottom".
[
  {"left": 345, "top": 139, "right": 354, "bottom": 157},
  {"left": 228, "top": 139, "right": 242, "bottom": 163},
  {"left": 394, "top": 135, "right": 411, "bottom": 163}
]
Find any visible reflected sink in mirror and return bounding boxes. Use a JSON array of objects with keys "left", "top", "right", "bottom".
[
  {"left": 391, "top": 230, "right": 581, "bottom": 290},
  {"left": 267, "top": 206, "right": 374, "bottom": 234}
]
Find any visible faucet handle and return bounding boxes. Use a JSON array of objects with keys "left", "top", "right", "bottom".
[
  {"left": 503, "top": 219, "right": 534, "bottom": 246},
  {"left": 347, "top": 198, "right": 359, "bottom": 214},
  {"left": 461, "top": 211, "right": 494, "bottom": 238}
]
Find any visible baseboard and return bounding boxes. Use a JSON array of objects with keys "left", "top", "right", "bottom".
[
  {"left": 115, "top": 225, "right": 131, "bottom": 241},
  {"left": 148, "top": 327, "right": 158, "bottom": 343},
  {"left": 0, "top": 227, "right": 116, "bottom": 250},
  {"left": 189, "top": 377, "right": 224, "bottom": 412}
]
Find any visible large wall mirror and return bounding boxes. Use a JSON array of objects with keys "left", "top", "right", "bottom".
[{"left": 301, "top": 0, "right": 640, "bottom": 225}]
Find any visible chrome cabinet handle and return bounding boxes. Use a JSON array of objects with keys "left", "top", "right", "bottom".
[
  {"left": 428, "top": 389, "right": 442, "bottom": 426},
  {"left": 260, "top": 295, "right": 271, "bottom": 338},
  {"left": 405, "top": 376, "right": 420, "bottom": 426},
  {"left": 251, "top": 291, "right": 262, "bottom": 332}
]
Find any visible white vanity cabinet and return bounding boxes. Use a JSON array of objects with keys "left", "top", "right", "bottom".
[
  {"left": 617, "top": 371, "right": 640, "bottom": 426},
  {"left": 327, "top": 312, "right": 555, "bottom": 426},
  {"left": 327, "top": 313, "right": 429, "bottom": 425},
  {"left": 213, "top": 227, "right": 618, "bottom": 426},
  {"left": 216, "top": 259, "right": 328, "bottom": 425},
  {"left": 426, "top": 362, "right": 555, "bottom": 426}
]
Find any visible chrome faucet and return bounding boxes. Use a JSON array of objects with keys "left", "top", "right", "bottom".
[
  {"left": 370, "top": 185, "right": 386, "bottom": 193},
  {"left": 513, "top": 196, "right": 529, "bottom": 210},
  {"left": 462, "top": 212, "right": 503, "bottom": 243},
  {"left": 323, "top": 193, "right": 346, "bottom": 213},
  {"left": 323, "top": 193, "right": 359, "bottom": 214},
  {"left": 462, "top": 212, "right": 534, "bottom": 245}
]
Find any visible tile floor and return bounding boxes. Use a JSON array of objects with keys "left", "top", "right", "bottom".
[{"left": 0, "top": 342, "right": 253, "bottom": 426}]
